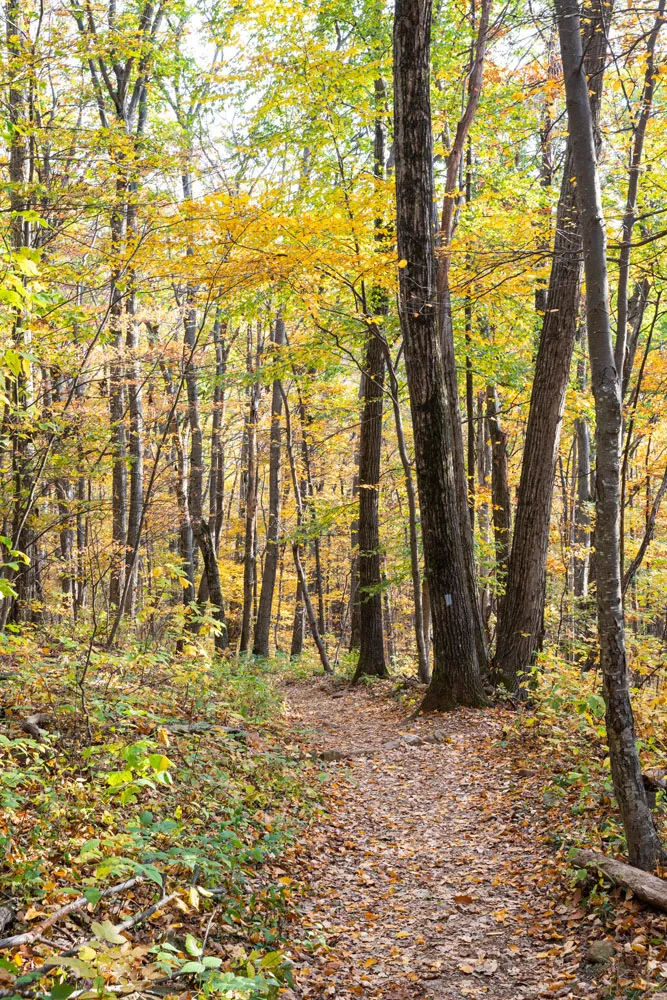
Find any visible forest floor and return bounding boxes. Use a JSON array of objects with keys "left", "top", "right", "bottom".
[
  {"left": 1, "top": 644, "right": 665, "bottom": 1000},
  {"left": 279, "top": 677, "right": 659, "bottom": 1000}
]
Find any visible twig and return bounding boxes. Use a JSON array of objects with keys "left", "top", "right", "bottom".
[{"left": 114, "top": 892, "right": 179, "bottom": 935}]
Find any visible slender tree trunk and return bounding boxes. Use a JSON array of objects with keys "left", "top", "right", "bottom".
[
  {"left": 123, "top": 201, "right": 144, "bottom": 618},
  {"left": 281, "top": 385, "right": 331, "bottom": 674},
  {"left": 485, "top": 386, "right": 511, "bottom": 591},
  {"left": 240, "top": 325, "right": 262, "bottom": 652},
  {"left": 108, "top": 176, "right": 128, "bottom": 611},
  {"left": 614, "top": 0, "right": 665, "bottom": 382},
  {"left": 291, "top": 579, "right": 306, "bottom": 656},
  {"left": 383, "top": 344, "right": 429, "bottom": 682},
  {"left": 296, "top": 394, "right": 326, "bottom": 635},
  {"left": 494, "top": 0, "right": 611, "bottom": 691},
  {"left": 556, "top": 0, "right": 661, "bottom": 870},
  {"left": 3, "top": 0, "right": 41, "bottom": 625},
  {"left": 477, "top": 392, "right": 493, "bottom": 632},
  {"left": 253, "top": 315, "right": 286, "bottom": 656},
  {"left": 382, "top": 560, "right": 397, "bottom": 667},
  {"left": 74, "top": 474, "right": 88, "bottom": 615},
  {"left": 183, "top": 292, "right": 228, "bottom": 650},
  {"left": 354, "top": 80, "right": 390, "bottom": 682},
  {"left": 573, "top": 416, "right": 592, "bottom": 597},
  {"left": 349, "top": 433, "right": 361, "bottom": 651},
  {"left": 210, "top": 318, "right": 229, "bottom": 550},
  {"left": 394, "top": 0, "right": 485, "bottom": 710},
  {"left": 353, "top": 329, "right": 388, "bottom": 681}
]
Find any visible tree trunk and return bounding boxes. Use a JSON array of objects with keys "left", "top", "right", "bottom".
[
  {"left": 383, "top": 343, "right": 429, "bottom": 682},
  {"left": 435, "top": 0, "right": 492, "bottom": 677},
  {"left": 573, "top": 416, "right": 592, "bottom": 597},
  {"left": 349, "top": 434, "right": 361, "bottom": 651},
  {"left": 281, "top": 385, "right": 331, "bottom": 674},
  {"left": 183, "top": 294, "right": 228, "bottom": 650},
  {"left": 485, "top": 386, "right": 511, "bottom": 591},
  {"left": 291, "top": 578, "right": 306, "bottom": 656},
  {"left": 253, "top": 315, "right": 286, "bottom": 657},
  {"left": 556, "top": 0, "right": 661, "bottom": 870},
  {"left": 123, "top": 202, "right": 144, "bottom": 619},
  {"left": 3, "top": 0, "right": 41, "bottom": 625},
  {"left": 209, "top": 317, "right": 229, "bottom": 550},
  {"left": 239, "top": 326, "right": 262, "bottom": 653},
  {"left": 382, "top": 560, "right": 397, "bottom": 667},
  {"left": 393, "top": 0, "right": 485, "bottom": 710},
  {"left": 108, "top": 178, "right": 128, "bottom": 612},
  {"left": 353, "top": 330, "right": 388, "bottom": 682},
  {"left": 494, "top": 0, "right": 610, "bottom": 691},
  {"left": 614, "top": 0, "right": 665, "bottom": 382}
]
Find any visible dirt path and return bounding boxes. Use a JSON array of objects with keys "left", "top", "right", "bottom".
[{"left": 281, "top": 679, "right": 601, "bottom": 1000}]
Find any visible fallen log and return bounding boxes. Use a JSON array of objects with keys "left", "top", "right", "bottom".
[
  {"left": 574, "top": 849, "right": 667, "bottom": 912},
  {"left": 0, "top": 876, "right": 143, "bottom": 949},
  {"left": 0, "top": 892, "right": 180, "bottom": 996},
  {"left": 162, "top": 722, "right": 246, "bottom": 740}
]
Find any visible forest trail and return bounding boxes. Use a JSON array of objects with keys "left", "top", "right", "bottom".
[{"left": 282, "top": 680, "right": 598, "bottom": 1000}]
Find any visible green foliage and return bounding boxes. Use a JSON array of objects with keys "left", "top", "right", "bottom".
[{"left": 0, "top": 633, "right": 323, "bottom": 998}]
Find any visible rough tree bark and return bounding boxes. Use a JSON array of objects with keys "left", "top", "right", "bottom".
[
  {"left": 556, "top": 0, "right": 661, "bottom": 870},
  {"left": 436, "top": 0, "right": 492, "bottom": 676},
  {"left": 394, "top": 0, "right": 485, "bottom": 710},
  {"left": 352, "top": 329, "right": 388, "bottom": 681},
  {"left": 353, "top": 86, "right": 389, "bottom": 681},
  {"left": 494, "top": 0, "right": 611, "bottom": 691}
]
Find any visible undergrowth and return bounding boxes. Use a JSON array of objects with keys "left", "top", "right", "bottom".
[
  {"left": 502, "top": 653, "right": 667, "bottom": 996},
  {"left": 0, "top": 626, "right": 326, "bottom": 1000}
]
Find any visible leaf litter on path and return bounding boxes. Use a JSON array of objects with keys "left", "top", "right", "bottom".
[{"left": 279, "top": 679, "right": 620, "bottom": 1000}]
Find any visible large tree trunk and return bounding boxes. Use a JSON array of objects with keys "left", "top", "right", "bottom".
[
  {"left": 253, "top": 315, "right": 286, "bottom": 657},
  {"left": 494, "top": 0, "right": 610, "bottom": 691},
  {"left": 556, "top": 0, "right": 661, "bottom": 871},
  {"left": 353, "top": 330, "right": 388, "bottom": 681},
  {"left": 393, "top": 0, "right": 485, "bottom": 710},
  {"left": 435, "top": 0, "right": 492, "bottom": 676}
]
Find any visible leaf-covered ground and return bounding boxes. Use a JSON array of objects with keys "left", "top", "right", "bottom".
[
  {"left": 280, "top": 678, "right": 667, "bottom": 1000},
  {"left": 1, "top": 642, "right": 667, "bottom": 1000}
]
